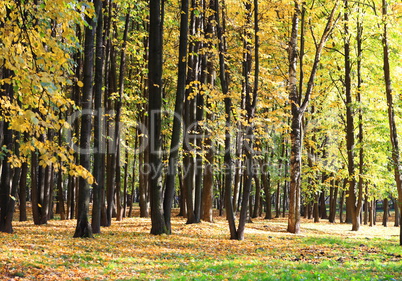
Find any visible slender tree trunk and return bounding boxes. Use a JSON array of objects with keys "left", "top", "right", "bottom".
[
  {"left": 275, "top": 182, "right": 280, "bottom": 218},
  {"left": 313, "top": 193, "right": 320, "bottom": 223},
  {"left": 252, "top": 174, "right": 261, "bottom": 218},
  {"left": 262, "top": 159, "right": 272, "bottom": 219},
  {"left": 91, "top": 0, "right": 105, "bottom": 233},
  {"left": 215, "top": 0, "right": 236, "bottom": 239},
  {"left": 19, "top": 160, "right": 28, "bottom": 222},
  {"left": 163, "top": 0, "right": 189, "bottom": 232},
  {"left": 128, "top": 133, "right": 138, "bottom": 217},
  {"left": 123, "top": 140, "right": 129, "bottom": 218},
  {"left": 319, "top": 188, "right": 327, "bottom": 219},
  {"left": 394, "top": 198, "right": 400, "bottom": 227},
  {"left": 383, "top": 198, "right": 388, "bottom": 227},
  {"left": 344, "top": 0, "right": 363, "bottom": 231},
  {"left": 237, "top": 0, "right": 258, "bottom": 240},
  {"left": 138, "top": 125, "right": 149, "bottom": 217},
  {"left": 202, "top": 44, "right": 215, "bottom": 224}
]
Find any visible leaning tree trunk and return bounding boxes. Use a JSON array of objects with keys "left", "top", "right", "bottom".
[{"left": 214, "top": 0, "right": 236, "bottom": 239}]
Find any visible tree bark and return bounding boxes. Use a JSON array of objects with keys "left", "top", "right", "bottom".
[
  {"left": 163, "top": 0, "right": 189, "bottom": 233},
  {"left": 74, "top": 0, "right": 102, "bottom": 238},
  {"left": 91, "top": 0, "right": 105, "bottom": 233},
  {"left": 148, "top": 0, "right": 167, "bottom": 235},
  {"left": 382, "top": 198, "right": 388, "bottom": 227},
  {"left": 381, "top": 0, "right": 402, "bottom": 246},
  {"left": 287, "top": 1, "right": 338, "bottom": 233}
]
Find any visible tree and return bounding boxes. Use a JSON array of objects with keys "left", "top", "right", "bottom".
[
  {"left": 148, "top": 0, "right": 168, "bottom": 235},
  {"left": 91, "top": 0, "right": 106, "bottom": 234},
  {"left": 287, "top": 1, "right": 339, "bottom": 234},
  {"left": 163, "top": 0, "right": 189, "bottom": 233},
  {"left": 382, "top": 0, "right": 402, "bottom": 245},
  {"left": 74, "top": 0, "right": 103, "bottom": 238}
]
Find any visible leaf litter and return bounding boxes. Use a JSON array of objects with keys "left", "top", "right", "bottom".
[{"left": 0, "top": 211, "right": 401, "bottom": 280}]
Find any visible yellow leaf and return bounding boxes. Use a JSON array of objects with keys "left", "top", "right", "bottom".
[{"left": 77, "top": 81, "right": 84, "bottom": 87}]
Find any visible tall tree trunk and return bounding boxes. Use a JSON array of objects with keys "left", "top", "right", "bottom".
[
  {"left": 74, "top": 0, "right": 102, "bottom": 238},
  {"left": 115, "top": 11, "right": 131, "bottom": 222},
  {"left": 237, "top": 0, "right": 257, "bottom": 240},
  {"left": 106, "top": 33, "right": 118, "bottom": 226},
  {"left": 382, "top": 0, "right": 402, "bottom": 246},
  {"left": 183, "top": 0, "right": 203, "bottom": 225},
  {"left": 344, "top": 0, "right": 363, "bottom": 232},
  {"left": 148, "top": 0, "right": 167, "bottom": 235},
  {"left": 356, "top": 1, "right": 365, "bottom": 229},
  {"left": 163, "top": 0, "right": 189, "bottom": 232},
  {"left": 0, "top": 79, "right": 14, "bottom": 232},
  {"left": 215, "top": 0, "right": 236, "bottom": 239},
  {"left": 201, "top": 10, "right": 216, "bottom": 222},
  {"left": 287, "top": 1, "right": 338, "bottom": 233},
  {"left": 91, "top": 0, "right": 105, "bottom": 233},
  {"left": 287, "top": 4, "right": 302, "bottom": 233}
]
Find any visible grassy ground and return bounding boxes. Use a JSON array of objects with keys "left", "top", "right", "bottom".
[{"left": 0, "top": 211, "right": 401, "bottom": 280}]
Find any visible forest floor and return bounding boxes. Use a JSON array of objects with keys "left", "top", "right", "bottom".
[{"left": 0, "top": 209, "right": 401, "bottom": 280}]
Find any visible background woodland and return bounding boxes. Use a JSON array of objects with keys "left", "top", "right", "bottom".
[{"left": 0, "top": 0, "right": 402, "bottom": 243}]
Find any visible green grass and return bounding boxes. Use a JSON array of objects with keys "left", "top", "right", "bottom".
[
  {"left": 1, "top": 216, "right": 401, "bottom": 280},
  {"left": 168, "top": 256, "right": 402, "bottom": 280}
]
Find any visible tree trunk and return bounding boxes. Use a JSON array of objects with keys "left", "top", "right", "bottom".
[
  {"left": 0, "top": 117, "right": 13, "bottom": 232},
  {"left": 273, "top": 182, "right": 279, "bottom": 218},
  {"left": 382, "top": 0, "right": 402, "bottom": 246},
  {"left": 74, "top": 0, "right": 102, "bottom": 238},
  {"left": 262, "top": 160, "right": 272, "bottom": 220},
  {"left": 148, "top": 0, "right": 167, "bottom": 235},
  {"left": 91, "top": 0, "right": 105, "bottom": 233},
  {"left": 214, "top": 0, "right": 236, "bottom": 239},
  {"left": 382, "top": 198, "right": 388, "bottom": 227},
  {"left": 313, "top": 193, "right": 320, "bottom": 223},
  {"left": 162, "top": 0, "right": 188, "bottom": 230},
  {"left": 319, "top": 188, "right": 327, "bottom": 219},
  {"left": 202, "top": 40, "right": 215, "bottom": 224},
  {"left": 344, "top": 0, "right": 363, "bottom": 231},
  {"left": 329, "top": 181, "right": 338, "bottom": 223},
  {"left": 287, "top": 1, "right": 338, "bottom": 234},
  {"left": 19, "top": 160, "right": 28, "bottom": 222},
  {"left": 394, "top": 198, "right": 400, "bottom": 227}
]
